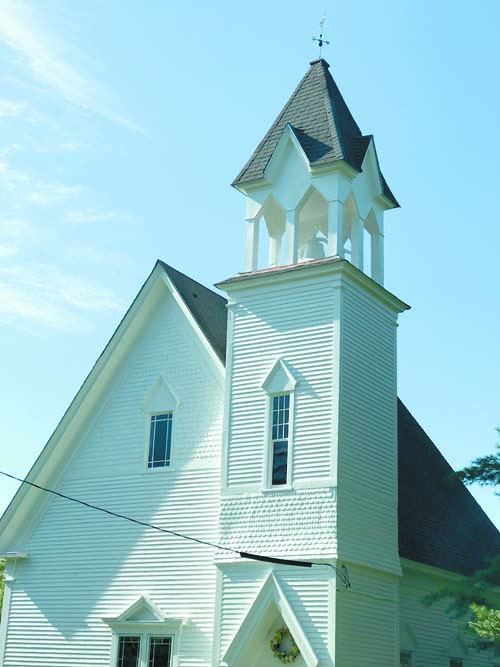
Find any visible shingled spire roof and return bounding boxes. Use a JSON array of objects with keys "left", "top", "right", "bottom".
[{"left": 233, "top": 59, "right": 398, "bottom": 207}]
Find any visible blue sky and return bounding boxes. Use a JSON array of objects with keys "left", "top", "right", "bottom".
[{"left": 0, "top": 0, "right": 499, "bottom": 528}]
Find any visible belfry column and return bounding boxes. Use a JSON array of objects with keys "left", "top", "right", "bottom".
[
  {"left": 284, "top": 209, "right": 299, "bottom": 264},
  {"left": 327, "top": 200, "right": 344, "bottom": 257},
  {"left": 244, "top": 217, "right": 259, "bottom": 272},
  {"left": 351, "top": 216, "right": 364, "bottom": 270}
]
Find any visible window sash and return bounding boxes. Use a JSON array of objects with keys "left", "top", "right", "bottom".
[
  {"left": 270, "top": 394, "right": 290, "bottom": 486},
  {"left": 115, "top": 635, "right": 172, "bottom": 667},
  {"left": 148, "top": 636, "right": 172, "bottom": 667},
  {"left": 400, "top": 651, "right": 412, "bottom": 667},
  {"left": 148, "top": 413, "right": 173, "bottom": 468},
  {"left": 117, "top": 636, "right": 141, "bottom": 667}
]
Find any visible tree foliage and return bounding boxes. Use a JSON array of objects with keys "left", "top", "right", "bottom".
[{"left": 425, "top": 428, "right": 500, "bottom": 653}]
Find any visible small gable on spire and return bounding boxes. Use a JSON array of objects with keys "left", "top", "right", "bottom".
[{"left": 233, "top": 59, "right": 398, "bottom": 207}]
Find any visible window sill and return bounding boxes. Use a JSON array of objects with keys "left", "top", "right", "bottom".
[
  {"left": 260, "top": 485, "right": 293, "bottom": 494},
  {"left": 144, "top": 465, "right": 174, "bottom": 474}
]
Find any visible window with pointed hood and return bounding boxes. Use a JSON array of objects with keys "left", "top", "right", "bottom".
[
  {"left": 143, "top": 376, "right": 178, "bottom": 471},
  {"left": 262, "top": 358, "right": 298, "bottom": 489}
]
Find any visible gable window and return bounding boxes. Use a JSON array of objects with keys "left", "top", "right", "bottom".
[
  {"left": 115, "top": 636, "right": 171, "bottom": 667},
  {"left": 271, "top": 393, "right": 290, "bottom": 486},
  {"left": 400, "top": 651, "right": 412, "bottom": 667},
  {"left": 148, "top": 637, "right": 172, "bottom": 667},
  {"left": 148, "top": 413, "right": 173, "bottom": 468}
]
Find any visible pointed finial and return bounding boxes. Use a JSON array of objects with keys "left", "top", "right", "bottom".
[{"left": 312, "top": 13, "right": 330, "bottom": 59}]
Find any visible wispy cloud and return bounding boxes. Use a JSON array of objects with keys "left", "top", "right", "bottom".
[
  {"left": 0, "top": 244, "right": 18, "bottom": 258},
  {"left": 0, "top": 97, "right": 27, "bottom": 118},
  {"left": 0, "top": 159, "right": 82, "bottom": 208},
  {"left": 63, "top": 209, "right": 130, "bottom": 225},
  {"left": 0, "top": 264, "right": 123, "bottom": 332},
  {"left": 0, "top": 0, "right": 145, "bottom": 134}
]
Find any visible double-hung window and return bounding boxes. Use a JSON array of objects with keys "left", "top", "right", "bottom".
[
  {"left": 116, "top": 635, "right": 172, "bottom": 667},
  {"left": 148, "top": 413, "right": 173, "bottom": 469},
  {"left": 270, "top": 393, "right": 290, "bottom": 486}
]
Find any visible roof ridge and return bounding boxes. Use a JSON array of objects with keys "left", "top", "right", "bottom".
[{"left": 157, "top": 260, "right": 226, "bottom": 303}]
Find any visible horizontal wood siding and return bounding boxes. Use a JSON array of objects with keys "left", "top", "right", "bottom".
[
  {"left": 219, "top": 565, "right": 333, "bottom": 666},
  {"left": 227, "top": 276, "right": 338, "bottom": 488},
  {"left": 337, "top": 280, "right": 401, "bottom": 573},
  {"left": 399, "top": 564, "right": 496, "bottom": 667},
  {"left": 336, "top": 565, "right": 399, "bottom": 666},
  {"left": 2, "top": 288, "right": 223, "bottom": 667}
]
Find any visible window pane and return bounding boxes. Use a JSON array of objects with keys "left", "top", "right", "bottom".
[
  {"left": 148, "top": 637, "right": 172, "bottom": 667},
  {"left": 148, "top": 414, "right": 172, "bottom": 468},
  {"left": 272, "top": 440, "right": 288, "bottom": 485},
  {"left": 270, "top": 393, "right": 290, "bottom": 486},
  {"left": 117, "top": 636, "right": 140, "bottom": 667},
  {"left": 400, "top": 651, "right": 412, "bottom": 667},
  {"left": 450, "top": 660, "right": 462, "bottom": 667}
]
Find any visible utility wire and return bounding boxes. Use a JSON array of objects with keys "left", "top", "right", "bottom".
[{"left": 0, "top": 470, "right": 350, "bottom": 587}]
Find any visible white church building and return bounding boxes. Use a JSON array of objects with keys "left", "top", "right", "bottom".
[{"left": 1, "top": 58, "right": 499, "bottom": 667}]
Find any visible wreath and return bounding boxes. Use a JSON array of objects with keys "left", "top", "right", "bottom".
[{"left": 270, "top": 626, "right": 300, "bottom": 663}]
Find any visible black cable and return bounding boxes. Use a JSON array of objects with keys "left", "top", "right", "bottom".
[{"left": 0, "top": 469, "right": 350, "bottom": 586}]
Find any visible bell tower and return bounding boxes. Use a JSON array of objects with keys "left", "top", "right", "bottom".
[
  {"left": 234, "top": 59, "right": 398, "bottom": 285},
  {"left": 215, "top": 59, "right": 409, "bottom": 667}
]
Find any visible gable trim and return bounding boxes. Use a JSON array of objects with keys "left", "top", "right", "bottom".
[
  {"left": 159, "top": 268, "right": 225, "bottom": 376},
  {"left": 223, "top": 572, "right": 318, "bottom": 667}
]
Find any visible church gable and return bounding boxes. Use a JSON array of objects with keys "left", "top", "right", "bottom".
[{"left": 0, "top": 262, "right": 225, "bottom": 553}]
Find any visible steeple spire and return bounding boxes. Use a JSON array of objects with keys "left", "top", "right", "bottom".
[{"left": 233, "top": 60, "right": 398, "bottom": 286}]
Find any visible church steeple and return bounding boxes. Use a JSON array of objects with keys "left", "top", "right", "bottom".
[{"left": 234, "top": 59, "right": 397, "bottom": 285}]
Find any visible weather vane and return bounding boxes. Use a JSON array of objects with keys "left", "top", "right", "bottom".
[{"left": 312, "top": 13, "right": 330, "bottom": 59}]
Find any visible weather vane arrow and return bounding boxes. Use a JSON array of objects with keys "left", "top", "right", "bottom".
[{"left": 312, "top": 13, "right": 330, "bottom": 58}]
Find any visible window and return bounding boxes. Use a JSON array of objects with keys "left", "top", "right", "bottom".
[
  {"left": 116, "top": 636, "right": 171, "bottom": 667},
  {"left": 148, "top": 637, "right": 172, "bottom": 667},
  {"left": 148, "top": 413, "right": 173, "bottom": 468},
  {"left": 400, "top": 651, "right": 412, "bottom": 667},
  {"left": 271, "top": 393, "right": 290, "bottom": 486},
  {"left": 117, "top": 637, "right": 141, "bottom": 667},
  {"left": 450, "top": 660, "right": 463, "bottom": 667}
]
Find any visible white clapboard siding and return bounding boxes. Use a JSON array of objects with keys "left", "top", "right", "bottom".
[
  {"left": 227, "top": 276, "right": 337, "bottom": 489},
  {"left": 2, "top": 286, "right": 224, "bottom": 667},
  {"left": 399, "top": 563, "right": 495, "bottom": 667},
  {"left": 336, "top": 565, "right": 400, "bottom": 666},
  {"left": 337, "top": 279, "right": 401, "bottom": 574},
  {"left": 218, "top": 565, "right": 333, "bottom": 666}
]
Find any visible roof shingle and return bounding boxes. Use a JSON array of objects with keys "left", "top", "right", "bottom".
[{"left": 233, "top": 59, "right": 398, "bottom": 207}]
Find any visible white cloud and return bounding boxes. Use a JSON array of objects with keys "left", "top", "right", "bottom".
[
  {"left": 0, "top": 264, "right": 123, "bottom": 332},
  {"left": 0, "top": 159, "right": 82, "bottom": 207},
  {"left": 0, "top": 244, "right": 18, "bottom": 258},
  {"left": 0, "top": 217, "right": 32, "bottom": 238},
  {"left": 63, "top": 210, "right": 129, "bottom": 225},
  {"left": 0, "top": 0, "right": 145, "bottom": 134},
  {"left": 0, "top": 97, "right": 27, "bottom": 118}
]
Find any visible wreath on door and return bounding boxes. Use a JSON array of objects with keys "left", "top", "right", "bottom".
[{"left": 270, "top": 626, "right": 300, "bottom": 663}]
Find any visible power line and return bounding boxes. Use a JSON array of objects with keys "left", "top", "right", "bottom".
[{"left": 0, "top": 469, "right": 350, "bottom": 587}]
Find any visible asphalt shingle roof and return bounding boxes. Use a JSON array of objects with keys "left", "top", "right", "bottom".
[
  {"left": 233, "top": 59, "right": 398, "bottom": 207},
  {"left": 162, "top": 261, "right": 500, "bottom": 576},
  {"left": 159, "top": 261, "right": 227, "bottom": 363}
]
